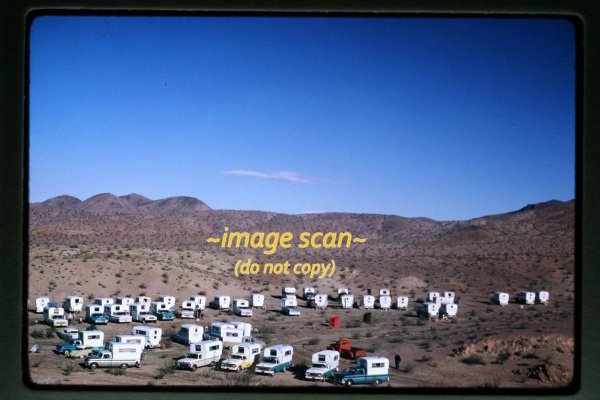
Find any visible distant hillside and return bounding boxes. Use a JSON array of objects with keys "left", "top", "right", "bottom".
[{"left": 34, "top": 193, "right": 211, "bottom": 216}]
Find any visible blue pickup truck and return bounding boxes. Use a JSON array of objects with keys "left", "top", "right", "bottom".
[{"left": 335, "top": 356, "right": 390, "bottom": 386}]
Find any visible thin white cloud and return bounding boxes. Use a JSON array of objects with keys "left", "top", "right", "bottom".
[{"left": 223, "top": 170, "right": 312, "bottom": 184}]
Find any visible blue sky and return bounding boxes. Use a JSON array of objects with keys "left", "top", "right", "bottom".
[{"left": 29, "top": 16, "right": 576, "bottom": 220}]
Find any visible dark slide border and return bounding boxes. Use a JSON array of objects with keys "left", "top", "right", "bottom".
[{"left": 1, "top": 1, "right": 598, "bottom": 400}]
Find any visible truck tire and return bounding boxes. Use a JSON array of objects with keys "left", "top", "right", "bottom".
[
  {"left": 345, "top": 380, "right": 353, "bottom": 387},
  {"left": 374, "top": 379, "right": 382, "bottom": 385},
  {"left": 192, "top": 365, "right": 197, "bottom": 371},
  {"left": 64, "top": 350, "right": 71, "bottom": 356},
  {"left": 90, "top": 363, "right": 98, "bottom": 369},
  {"left": 135, "top": 362, "right": 140, "bottom": 368},
  {"left": 120, "top": 363, "right": 128, "bottom": 369}
]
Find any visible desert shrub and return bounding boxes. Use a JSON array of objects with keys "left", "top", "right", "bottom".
[
  {"left": 495, "top": 352, "right": 511, "bottom": 364},
  {"left": 522, "top": 352, "right": 539, "bottom": 359},
  {"left": 105, "top": 367, "right": 126, "bottom": 376},
  {"left": 415, "top": 355, "right": 432, "bottom": 363},
  {"left": 154, "top": 360, "right": 177, "bottom": 379},
  {"left": 401, "top": 363, "right": 414, "bottom": 373},
  {"left": 462, "top": 354, "right": 486, "bottom": 365},
  {"left": 62, "top": 363, "right": 75, "bottom": 376},
  {"left": 307, "top": 338, "right": 320, "bottom": 345}
]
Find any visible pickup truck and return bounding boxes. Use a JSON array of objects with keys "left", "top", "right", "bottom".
[
  {"left": 56, "top": 327, "right": 80, "bottom": 341},
  {"left": 327, "top": 338, "right": 366, "bottom": 360},
  {"left": 85, "top": 314, "right": 109, "bottom": 325},
  {"left": 335, "top": 356, "right": 389, "bottom": 386},
  {"left": 282, "top": 306, "right": 300, "bottom": 316},
  {"left": 177, "top": 352, "right": 219, "bottom": 371}
]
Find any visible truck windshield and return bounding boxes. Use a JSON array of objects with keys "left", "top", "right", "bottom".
[
  {"left": 231, "top": 354, "right": 244, "bottom": 360},
  {"left": 312, "top": 363, "right": 326, "bottom": 368},
  {"left": 263, "top": 357, "right": 278, "bottom": 363}
]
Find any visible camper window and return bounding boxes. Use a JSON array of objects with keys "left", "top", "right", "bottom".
[
  {"left": 318, "top": 355, "right": 326, "bottom": 361},
  {"left": 372, "top": 362, "right": 385, "bottom": 368},
  {"left": 270, "top": 350, "right": 277, "bottom": 356},
  {"left": 209, "top": 345, "right": 220, "bottom": 351},
  {"left": 88, "top": 335, "right": 100, "bottom": 340},
  {"left": 285, "top": 350, "right": 292, "bottom": 356}
]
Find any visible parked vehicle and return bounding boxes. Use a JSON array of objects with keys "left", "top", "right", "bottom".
[
  {"left": 158, "top": 295, "right": 176, "bottom": 310},
  {"left": 179, "top": 300, "right": 197, "bottom": 319},
  {"left": 313, "top": 294, "right": 328, "bottom": 309},
  {"left": 537, "top": 291, "right": 550, "bottom": 305},
  {"left": 84, "top": 341, "right": 143, "bottom": 369},
  {"left": 115, "top": 296, "right": 135, "bottom": 307},
  {"left": 130, "top": 302, "right": 157, "bottom": 323},
  {"left": 417, "top": 302, "right": 440, "bottom": 318},
  {"left": 63, "top": 296, "right": 83, "bottom": 313},
  {"left": 441, "top": 291, "right": 455, "bottom": 304},
  {"left": 43, "top": 306, "right": 68, "bottom": 327},
  {"left": 379, "top": 288, "right": 390, "bottom": 296},
  {"left": 327, "top": 338, "right": 366, "bottom": 360},
  {"left": 282, "top": 306, "right": 300, "bottom": 316},
  {"left": 337, "top": 288, "right": 349, "bottom": 297},
  {"left": 171, "top": 324, "right": 204, "bottom": 345},
  {"left": 204, "top": 322, "right": 244, "bottom": 347},
  {"left": 517, "top": 291, "right": 536, "bottom": 305},
  {"left": 103, "top": 304, "right": 132, "bottom": 323},
  {"left": 94, "top": 297, "right": 114, "bottom": 307},
  {"left": 35, "top": 297, "right": 50, "bottom": 313},
  {"left": 241, "top": 336, "right": 265, "bottom": 349},
  {"left": 230, "top": 321, "right": 252, "bottom": 338},
  {"left": 335, "top": 356, "right": 390, "bottom": 386},
  {"left": 177, "top": 340, "right": 223, "bottom": 371},
  {"left": 396, "top": 296, "right": 409, "bottom": 310},
  {"left": 303, "top": 287, "right": 316, "bottom": 300},
  {"left": 150, "top": 301, "right": 175, "bottom": 321},
  {"left": 359, "top": 295, "right": 375, "bottom": 309},
  {"left": 189, "top": 295, "right": 207, "bottom": 310},
  {"left": 426, "top": 292, "right": 441, "bottom": 304},
  {"left": 281, "top": 287, "right": 296, "bottom": 297},
  {"left": 250, "top": 293, "right": 264, "bottom": 308},
  {"left": 220, "top": 342, "right": 262, "bottom": 372},
  {"left": 439, "top": 303, "right": 458, "bottom": 318},
  {"left": 113, "top": 334, "right": 147, "bottom": 348},
  {"left": 131, "top": 325, "right": 162, "bottom": 349},
  {"left": 305, "top": 350, "right": 340, "bottom": 381},
  {"left": 85, "top": 304, "right": 109, "bottom": 325},
  {"left": 56, "top": 327, "right": 80, "bottom": 341},
  {"left": 378, "top": 295, "right": 392, "bottom": 310},
  {"left": 209, "top": 295, "right": 231, "bottom": 311},
  {"left": 255, "top": 344, "right": 293, "bottom": 375},
  {"left": 340, "top": 294, "right": 354, "bottom": 309},
  {"left": 492, "top": 292, "right": 510, "bottom": 306},
  {"left": 135, "top": 295, "right": 151, "bottom": 305},
  {"left": 280, "top": 295, "right": 298, "bottom": 309},
  {"left": 233, "top": 299, "right": 253, "bottom": 317},
  {"left": 56, "top": 330, "right": 104, "bottom": 356}
]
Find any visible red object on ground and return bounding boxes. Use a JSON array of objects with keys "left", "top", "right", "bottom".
[{"left": 329, "top": 315, "right": 341, "bottom": 329}]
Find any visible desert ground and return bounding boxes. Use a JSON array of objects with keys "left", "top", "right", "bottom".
[{"left": 26, "top": 194, "right": 576, "bottom": 389}]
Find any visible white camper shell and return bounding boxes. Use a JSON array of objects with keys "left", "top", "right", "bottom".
[
  {"left": 337, "top": 288, "right": 349, "bottom": 296},
  {"left": 85, "top": 304, "right": 105, "bottom": 319},
  {"left": 233, "top": 299, "right": 253, "bottom": 317},
  {"left": 303, "top": 287, "right": 316, "bottom": 299},
  {"left": 84, "top": 341, "right": 143, "bottom": 369},
  {"left": 35, "top": 297, "right": 50, "bottom": 313},
  {"left": 379, "top": 288, "right": 390, "bottom": 296},
  {"left": 280, "top": 295, "right": 298, "bottom": 309},
  {"left": 340, "top": 294, "right": 354, "bottom": 309},
  {"left": 282, "top": 287, "right": 297, "bottom": 297},
  {"left": 305, "top": 350, "right": 340, "bottom": 381},
  {"left": 220, "top": 342, "right": 262, "bottom": 371},
  {"left": 63, "top": 296, "right": 83, "bottom": 313},
  {"left": 493, "top": 292, "right": 510, "bottom": 306},
  {"left": 130, "top": 302, "right": 157, "bottom": 323},
  {"left": 113, "top": 334, "right": 147, "bottom": 348},
  {"left": 189, "top": 295, "right": 206, "bottom": 310},
  {"left": 94, "top": 297, "right": 114, "bottom": 307},
  {"left": 159, "top": 295, "right": 176, "bottom": 310},
  {"left": 439, "top": 303, "right": 458, "bottom": 318},
  {"left": 537, "top": 291, "right": 550, "bottom": 305},
  {"left": 396, "top": 296, "right": 409, "bottom": 310},
  {"left": 180, "top": 300, "right": 197, "bottom": 319},
  {"left": 206, "top": 322, "right": 244, "bottom": 346},
  {"left": 379, "top": 295, "right": 392, "bottom": 310},
  {"left": 441, "top": 291, "right": 455, "bottom": 305},
  {"left": 230, "top": 321, "right": 252, "bottom": 338},
  {"left": 43, "top": 306, "right": 68, "bottom": 327},
  {"left": 361, "top": 295, "right": 375, "bottom": 309},
  {"left": 177, "top": 340, "right": 223, "bottom": 370},
  {"left": 136, "top": 295, "right": 151, "bottom": 305},
  {"left": 173, "top": 324, "right": 204, "bottom": 344},
  {"left": 427, "top": 292, "right": 441, "bottom": 304},
  {"left": 132, "top": 325, "right": 162, "bottom": 348},
  {"left": 210, "top": 295, "right": 231, "bottom": 310},
  {"left": 115, "top": 297, "right": 134, "bottom": 307},
  {"left": 518, "top": 291, "right": 536, "bottom": 305},
  {"left": 103, "top": 304, "right": 132, "bottom": 323},
  {"left": 417, "top": 302, "right": 440, "bottom": 318},
  {"left": 314, "top": 294, "right": 329, "bottom": 309},
  {"left": 250, "top": 293, "right": 265, "bottom": 308}
]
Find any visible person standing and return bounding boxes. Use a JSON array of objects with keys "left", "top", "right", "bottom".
[
  {"left": 67, "top": 312, "right": 73, "bottom": 326},
  {"left": 394, "top": 353, "right": 401, "bottom": 370}
]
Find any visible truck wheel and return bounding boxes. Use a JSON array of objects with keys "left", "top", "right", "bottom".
[
  {"left": 64, "top": 350, "right": 71, "bottom": 357},
  {"left": 90, "top": 363, "right": 98, "bottom": 369},
  {"left": 237, "top": 366, "right": 241, "bottom": 372},
  {"left": 120, "top": 363, "right": 128, "bottom": 369},
  {"left": 345, "top": 380, "right": 353, "bottom": 387},
  {"left": 135, "top": 362, "right": 140, "bottom": 368},
  {"left": 192, "top": 365, "right": 197, "bottom": 371},
  {"left": 374, "top": 379, "right": 382, "bottom": 385}
]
